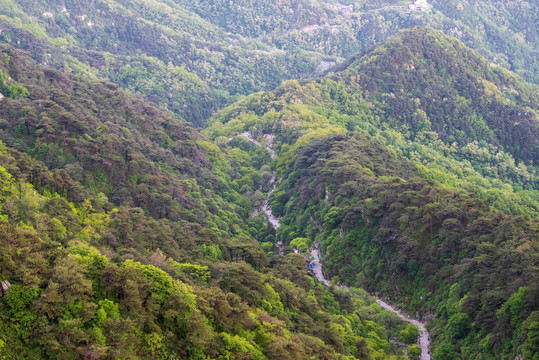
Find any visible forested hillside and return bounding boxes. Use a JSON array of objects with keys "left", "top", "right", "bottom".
[
  {"left": 0, "top": 0, "right": 536, "bottom": 127},
  {"left": 0, "top": 0, "right": 537, "bottom": 358},
  {"left": 204, "top": 28, "right": 539, "bottom": 359},
  {"left": 179, "top": 0, "right": 538, "bottom": 83},
  {"left": 207, "top": 28, "right": 539, "bottom": 218},
  {"left": 279, "top": 133, "right": 538, "bottom": 359},
  {"left": 0, "top": 44, "right": 423, "bottom": 359},
  {"left": 0, "top": 0, "right": 325, "bottom": 126}
]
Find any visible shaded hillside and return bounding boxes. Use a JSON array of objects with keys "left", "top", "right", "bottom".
[
  {"left": 206, "top": 28, "right": 539, "bottom": 217},
  {"left": 333, "top": 27, "right": 538, "bottom": 163},
  {"left": 277, "top": 133, "right": 539, "bottom": 360},
  {"left": 0, "top": 44, "right": 255, "bottom": 235},
  {"left": 0, "top": 154, "right": 414, "bottom": 359},
  {"left": 0, "top": 0, "right": 325, "bottom": 126},
  {"left": 179, "top": 0, "right": 538, "bottom": 83}
]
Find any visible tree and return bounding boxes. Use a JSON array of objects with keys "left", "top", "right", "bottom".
[
  {"left": 446, "top": 313, "right": 470, "bottom": 340},
  {"left": 399, "top": 323, "right": 419, "bottom": 344},
  {"left": 290, "top": 237, "right": 312, "bottom": 252},
  {"left": 407, "top": 344, "right": 421, "bottom": 358},
  {"left": 433, "top": 343, "right": 456, "bottom": 360}
]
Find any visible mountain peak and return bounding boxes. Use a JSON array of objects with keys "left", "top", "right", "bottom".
[
  {"left": 326, "top": 27, "right": 538, "bottom": 163},
  {"left": 338, "top": 26, "right": 488, "bottom": 78}
]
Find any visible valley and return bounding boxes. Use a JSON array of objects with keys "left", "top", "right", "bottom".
[
  {"left": 203, "top": 26, "right": 538, "bottom": 360},
  {"left": 247, "top": 129, "right": 433, "bottom": 359},
  {"left": 0, "top": 1, "right": 537, "bottom": 359}
]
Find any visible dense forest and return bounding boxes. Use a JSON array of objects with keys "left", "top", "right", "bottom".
[
  {"left": 0, "top": 0, "right": 537, "bottom": 359},
  {"left": 0, "top": 43, "right": 426, "bottom": 359},
  {"left": 0, "top": 0, "right": 536, "bottom": 127},
  {"left": 204, "top": 28, "right": 539, "bottom": 359},
  {"left": 206, "top": 28, "right": 539, "bottom": 218}
]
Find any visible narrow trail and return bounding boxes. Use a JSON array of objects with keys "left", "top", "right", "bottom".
[
  {"left": 259, "top": 175, "right": 279, "bottom": 229},
  {"left": 241, "top": 131, "right": 431, "bottom": 359}
]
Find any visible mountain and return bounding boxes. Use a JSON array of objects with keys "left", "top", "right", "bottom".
[
  {"left": 333, "top": 26, "right": 538, "bottom": 164},
  {"left": 0, "top": 1, "right": 537, "bottom": 357},
  {"left": 208, "top": 27, "right": 539, "bottom": 216},
  {"left": 204, "top": 27, "right": 539, "bottom": 359},
  {"left": 0, "top": 0, "right": 537, "bottom": 127},
  {"left": 0, "top": 44, "right": 424, "bottom": 360},
  {"left": 178, "top": 0, "right": 538, "bottom": 83},
  {"left": 0, "top": 0, "right": 327, "bottom": 126}
]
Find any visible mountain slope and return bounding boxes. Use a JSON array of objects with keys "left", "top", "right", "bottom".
[
  {"left": 0, "top": 0, "right": 537, "bottom": 127},
  {"left": 0, "top": 43, "right": 254, "bottom": 235},
  {"left": 0, "top": 43, "right": 424, "bottom": 360},
  {"left": 279, "top": 133, "right": 539, "bottom": 359},
  {"left": 0, "top": 0, "right": 325, "bottom": 126},
  {"left": 204, "top": 27, "right": 539, "bottom": 359},
  {"left": 333, "top": 27, "right": 538, "bottom": 163},
  {"left": 178, "top": 0, "right": 538, "bottom": 83},
  {"left": 207, "top": 27, "right": 539, "bottom": 216}
]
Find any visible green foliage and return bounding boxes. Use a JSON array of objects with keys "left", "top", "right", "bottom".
[
  {"left": 179, "top": 0, "right": 539, "bottom": 84},
  {"left": 0, "top": 69, "right": 28, "bottom": 99},
  {"left": 446, "top": 313, "right": 470, "bottom": 340},
  {"left": 0, "top": 44, "right": 417, "bottom": 360},
  {"left": 290, "top": 237, "right": 312, "bottom": 252},
  {"left": 0, "top": 44, "right": 260, "bottom": 242},
  {"left": 1, "top": 0, "right": 537, "bottom": 128},
  {"left": 202, "top": 244, "right": 222, "bottom": 260},
  {"left": 398, "top": 323, "right": 420, "bottom": 344},
  {"left": 0, "top": 14, "right": 537, "bottom": 360},
  {"left": 169, "top": 259, "right": 211, "bottom": 284},
  {"left": 407, "top": 344, "right": 421, "bottom": 358},
  {"left": 433, "top": 343, "right": 456, "bottom": 360},
  {"left": 220, "top": 332, "right": 265, "bottom": 360},
  {"left": 271, "top": 131, "right": 538, "bottom": 359},
  {"left": 205, "top": 28, "right": 539, "bottom": 218},
  {"left": 522, "top": 314, "right": 539, "bottom": 360},
  {"left": 497, "top": 287, "right": 529, "bottom": 327},
  {"left": 203, "top": 29, "right": 539, "bottom": 358}
]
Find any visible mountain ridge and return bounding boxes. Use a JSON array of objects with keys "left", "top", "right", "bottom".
[
  {"left": 331, "top": 27, "right": 538, "bottom": 163},
  {"left": 1, "top": 0, "right": 537, "bottom": 127}
]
